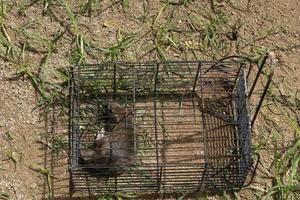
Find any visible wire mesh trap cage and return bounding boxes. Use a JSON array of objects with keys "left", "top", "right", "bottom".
[{"left": 68, "top": 57, "right": 273, "bottom": 196}]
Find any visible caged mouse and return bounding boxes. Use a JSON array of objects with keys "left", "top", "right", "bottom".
[{"left": 79, "top": 100, "right": 135, "bottom": 177}]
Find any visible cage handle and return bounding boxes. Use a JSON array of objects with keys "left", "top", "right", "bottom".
[
  {"left": 212, "top": 54, "right": 274, "bottom": 128},
  {"left": 250, "top": 69, "right": 274, "bottom": 127},
  {"left": 243, "top": 152, "right": 261, "bottom": 187},
  {"left": 248, "top": 55, "right": 268, "bottom": 98},
  {"left": 248, "top": 54, "right": 274, "bottom": 128}
]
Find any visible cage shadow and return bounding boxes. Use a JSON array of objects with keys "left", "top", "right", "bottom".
[{"left": 41, "top": 102, "right": 71, "bottom": 199}]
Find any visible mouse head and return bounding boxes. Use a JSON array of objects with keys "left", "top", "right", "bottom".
[{"left": 107, "top": 101, "right": 133, "bottom": 122}]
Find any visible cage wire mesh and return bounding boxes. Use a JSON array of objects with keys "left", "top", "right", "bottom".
[{"left": 68, "top": 59, "right": 271, "bottom": 195}]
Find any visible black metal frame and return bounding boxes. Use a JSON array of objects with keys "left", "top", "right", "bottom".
[{"left": 68, "top": 58, "right": 272, "bottom": 195}]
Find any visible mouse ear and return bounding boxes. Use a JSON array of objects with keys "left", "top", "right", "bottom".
[
  {"left": 109, "top": 101, "right": 123, "bottom": 110},
  {"left": 108, "top": 101, "right": 127, "bottom": 118}
]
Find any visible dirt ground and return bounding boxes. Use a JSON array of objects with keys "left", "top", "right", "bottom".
[{"left": 0, "top": 0, "right": 299, "bottom": 200}]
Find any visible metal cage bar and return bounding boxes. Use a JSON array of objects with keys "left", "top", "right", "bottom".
[{"left": 68, "top": 59, "right": 270, "bottom": 195}]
